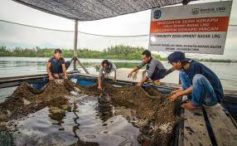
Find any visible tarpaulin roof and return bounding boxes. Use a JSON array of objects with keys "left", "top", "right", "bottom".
[{"left": 13, "top": 0, "right": 193, "bottom": 21}]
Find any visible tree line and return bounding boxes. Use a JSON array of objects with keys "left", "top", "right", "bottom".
[
  {"left": 0, "top": 45, "right": 235, "bottom": 63},
  {"left": 0, "top": 45, "right": 163, "bottom": 60}
]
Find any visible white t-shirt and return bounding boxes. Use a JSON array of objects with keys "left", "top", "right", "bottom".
[{"left": 98, "top": 62, "right": 116, "bottom": 77}]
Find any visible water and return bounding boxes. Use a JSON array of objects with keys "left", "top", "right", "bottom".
[
  {"left": 8, "top": 94, "right": 140, "bottom": 146},
  {"left": 0, "top": 57, "right": 237, "bottom": 91}
]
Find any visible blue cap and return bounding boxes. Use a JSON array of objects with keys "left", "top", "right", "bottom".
[{"left": 168, "top": 51, "right": 188, "bottom": 63}]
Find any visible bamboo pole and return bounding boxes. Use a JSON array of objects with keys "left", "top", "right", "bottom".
[{"left": 73, "top": 20, "right": 78, "bottom": 70}]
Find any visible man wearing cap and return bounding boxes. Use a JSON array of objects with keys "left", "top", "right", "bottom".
[
  {"left": 128, "top": 50, "right": 174, "bottom": 86},
  {"left": 167, "top": 51, "right": 223, "bottom": 110}
]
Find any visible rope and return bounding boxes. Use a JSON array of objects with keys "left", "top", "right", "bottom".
[
  {"left": 1, "top": 19, "right": 236, "bottom": 37},
  {"left": 1, "top": 18, "right": 236, "bottom": 38},
  {"left": 0, "top": 19, "right": 73, "bottom": 32}
]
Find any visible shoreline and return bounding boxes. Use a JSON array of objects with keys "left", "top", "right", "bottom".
[{"left": 0, "top": 56, "right": 236, "bottom": 63}]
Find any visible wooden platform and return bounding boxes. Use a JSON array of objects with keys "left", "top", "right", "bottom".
[{"left": 180, "top": 102, "right": 237, "bottom": 146}]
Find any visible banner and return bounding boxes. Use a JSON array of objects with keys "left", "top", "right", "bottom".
[{"left": 149, "top": 1, "right": 232, "bottom": 54}]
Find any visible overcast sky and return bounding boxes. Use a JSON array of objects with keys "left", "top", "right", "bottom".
[{"left": 0, "top": 0, "right": 236, "bottom": 59}]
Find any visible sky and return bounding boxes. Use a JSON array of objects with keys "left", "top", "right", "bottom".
[{"left": 0, "top": 0, "right": 236, "bottom": 59}]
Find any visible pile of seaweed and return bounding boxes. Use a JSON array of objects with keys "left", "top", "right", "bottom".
[
  {"left": 0, "top": 79, "right": 180, "bottom": 146},
  {"left": 0, "top": 80, "right": 74, "bottom": 123},
  {"left": 76, "top": 83, "right": 181, "bottom": 146}
]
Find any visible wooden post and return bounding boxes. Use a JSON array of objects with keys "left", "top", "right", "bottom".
[
  {"left": 73, "top": 20, "right": 89, "bottom": 74},
  {"left": 73, "top": 20, "right": 78, "bottom": 71}
]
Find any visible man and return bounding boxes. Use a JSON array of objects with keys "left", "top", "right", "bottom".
[
  {"left": 128, "top": 50, "right": 173, "bottom": 86},
  {"left": 47, "top": 49, "right": 68, "bottom": 80},
  {"left": 168, "top": 51, "right": 224, "bottom": 110},
  {"left": 97, "top": 60, "right": 117, "bottom": 90}
]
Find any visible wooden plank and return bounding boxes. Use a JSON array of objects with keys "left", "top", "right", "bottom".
[
  {"left": 178, "top": 108, "right": 184, "bottom": 146},
  {"left": 204, "top": 104, "right": 237, "bottom": 146},
  {"left": 183, "top": 108, "right": 212, "bottom": 146},
  {"left": 224, "top": 90, "right": 237, "bottom": 97}
]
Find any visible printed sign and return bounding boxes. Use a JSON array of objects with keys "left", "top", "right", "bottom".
[{"left": 149, "top": 1, "right": 232, "bottom": 54}]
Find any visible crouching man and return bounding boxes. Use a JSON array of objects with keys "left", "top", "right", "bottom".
[
  {"left": 128, "top": 50, "right": 173, "bottom": 86},
  {"left": 46, "top": 49, "right": 68, "bottom": 80},
  {"left": 168, "top": 51, "right": 224, "bottom": 110},
  {"left": 97, "top": 60, "right": 117, "bottom": 90}
]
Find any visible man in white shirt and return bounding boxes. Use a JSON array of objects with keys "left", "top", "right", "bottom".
[{"left": 97, "top": 60, "right": 117, "bottom": 90}]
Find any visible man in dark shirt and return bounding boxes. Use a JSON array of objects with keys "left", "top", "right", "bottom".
[
  {"left": 46, "top": 49, "right": 68, "bottom": 80},
  {"left": 168, "top": 51, "right": 224, "bottom": 110},
  {"left": 128, "top": 50, "right": 173, "bottom": 86}
]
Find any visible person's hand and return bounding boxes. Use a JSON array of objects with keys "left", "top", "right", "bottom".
[
  {"left": 97, "top": 85, "right": 102, "bottom": 90},
  {"left": 169, "top": 94, "right": 178, "bottom": 101},
  {"left": 170, "top": 88, "right": 183, "bottom": 95},
  {"left": 49, "top": 75, "right": 54, "bottom": 80},
  {"left": 64, "top": 75, "right": 68, "bottom": 80},
  {"left": 127, "top": 72, "right": 133, "bottom": 78},
  {"left": 136, "top": 82, "right": 143, "bottom": 87},
  {"left": 171, "top": 89, "right": 179, "bottom": 95},
  {"left": 132, "top": 71, "right": 138, "bottom": 80},
  {"left": 169, "top": 91, "right": 183, "bottom": 101}
]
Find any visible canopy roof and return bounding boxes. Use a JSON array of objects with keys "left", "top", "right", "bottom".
[{"left": 13, "top": 0, "right": 193, "bottom": 21}]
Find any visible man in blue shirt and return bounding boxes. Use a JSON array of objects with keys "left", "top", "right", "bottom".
[
  {"left": 47, "top": 49, "right": 69, "bottom": 80},
  {"left": 168, "top": 51, "right": 223, "bottom": 110}
]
